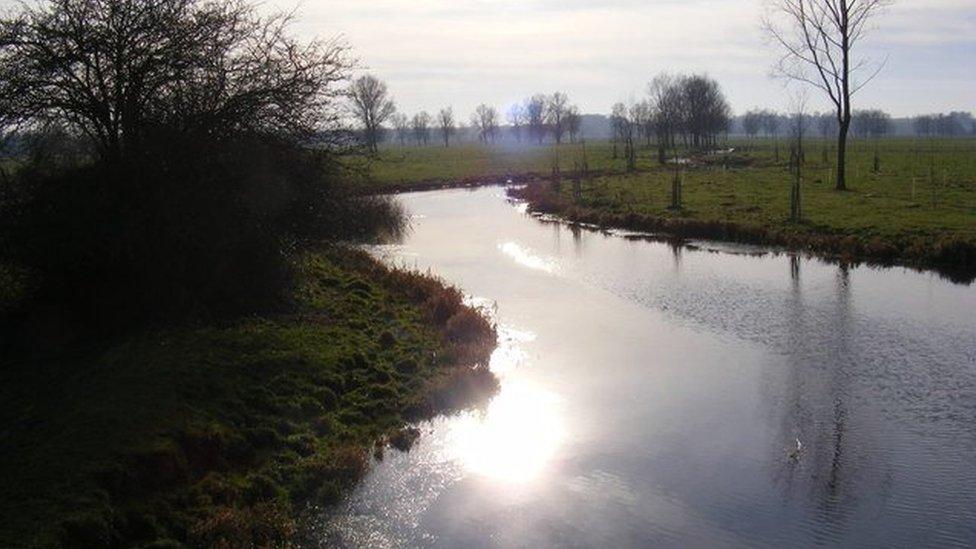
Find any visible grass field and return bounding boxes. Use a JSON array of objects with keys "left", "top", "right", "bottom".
[
  {"left": 0, "top": 249, "right": 497, "bottom": 547},
  {"left": 362, "top": 138, "right": 976, "bottom": 274}
]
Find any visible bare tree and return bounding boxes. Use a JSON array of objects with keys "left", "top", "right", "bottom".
[
  {"left": 789, "top": 91, "right": 809, "bottom": 222},
  {"left": 743, "top": 110, "right": 764, "bottom": 139},
  {"left": 471, "top": 104, "right": 499, "bottom": 144},
  {"left": 525, "top": 95, "right": 548, "bottom": 145},
  {"left": 761, "top": 110, "right": 782, "bottom": 138},
  {"left": 565, "top": 106, "right": 582, "bottom": 143},
  {"left": 392, "top": 113, "right": 410, "bottom": 146},
  {"left": 411, "top": 111, "right": 431, "bottom": 146},
  {"left": 612, "top": 102, "right": 637, "bottom": 172},
  {"left": 348, "top": 75, "right": 396, "bottom": 153},
  {"left": 632, "top": 100, "right": 654, "bottom": 147},
  {"left": 817, "top": 112, "right": 838, "bottom": 139},
  {"left": 648, "top": 74, "right": 684, "bottom": 163},
  {"left": 0, "top": 0, "right": 352, "bottom": 164},
  {"left": 764, "top": 0, "right": 892, "bottom": 190},
  {"left": 507, "top": 104, "right": 525, "bottom": 142},
  {"left": 546, "top": 92, "right": 570, "bottom": 144},
  {"left": 437, "top": 107, "right": 455, "bottom": 147}
]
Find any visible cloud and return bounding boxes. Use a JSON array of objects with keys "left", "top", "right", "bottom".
[{"left": 1, "top": 0, "right": 971, "bottom": 116}]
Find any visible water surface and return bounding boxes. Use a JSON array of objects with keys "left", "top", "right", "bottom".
[{"left": 307, "top": 187, "right": 976, "bottom": 548}]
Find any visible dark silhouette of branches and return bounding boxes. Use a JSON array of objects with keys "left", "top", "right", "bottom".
[
  {"left": 0, "top": 0, "right": 352, "bottom": 164},
  {"left": 763, "top": 0, "right": 891, "bottom": 190},
  {"left": 437, "top": 107, "right": 455, "bottom": 147},
  {"left": 348, "top": 75, "right": 396, "bottom": 153}
]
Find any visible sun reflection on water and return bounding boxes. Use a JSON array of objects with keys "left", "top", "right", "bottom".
[
  {"left": 446, "top": 324, "right": 564, "bottom": 484},
  {"left": 452, "top": 381, "right": 565, "bottom": 483},
  {"left": 499, "top": 241, "right": 556, "bottom": 273}
]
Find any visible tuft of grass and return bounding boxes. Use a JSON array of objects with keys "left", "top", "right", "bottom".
[{"left": 0, "top": 247, "right": 498, "bottom": 547}]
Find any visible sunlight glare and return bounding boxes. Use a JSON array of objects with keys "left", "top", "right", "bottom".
[
  {"left": 499, "top": 241, "right": 556, "bottom": 273},
  {"left": 452, "top": 381, "right": 565, "bottom": 484}
]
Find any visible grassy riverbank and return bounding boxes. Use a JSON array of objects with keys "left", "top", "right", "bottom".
[
  {"left": 362, "top": 139, "right": 976, "bottom": 277},
  {"left": 0, "top": 248, "right": 497, "bottom": 547}
]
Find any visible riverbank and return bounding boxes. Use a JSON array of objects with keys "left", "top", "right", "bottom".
[
  {"left": 360, "top": 140, "right": 976, "bottom": 281},
  {"left": 0, "top": 248, "right": 498, "bottom": 547},
  {"left": 509, "top": 180, "right": 976, "bottom": 282}
]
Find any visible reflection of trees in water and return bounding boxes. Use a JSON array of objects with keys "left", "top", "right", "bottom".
[
  {"left": 771, "top": 259, "right": 891, "bottom": 542},
  {"left": 551, "top": 218, "right": 563, "bottom": 255},
  {"left": 543, "top": 220, "right": 584, "bottom": 258},
  {"left": 670, "top": 241, "right": 683, "bottom": 272},
  {"left": 570, "top": 224, "right": 583, "bottom": 256}
]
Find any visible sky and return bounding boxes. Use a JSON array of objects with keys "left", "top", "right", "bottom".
[
  {"left": 1, "top": 0, "right": 972, "bottom": 118},
  {"left": 276, "top": 0, "right": 975, "bottom": 118}
]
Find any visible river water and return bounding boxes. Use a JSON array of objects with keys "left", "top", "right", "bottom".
[{"left": 306, "top": 187, "right": 976, "bottom": 548}]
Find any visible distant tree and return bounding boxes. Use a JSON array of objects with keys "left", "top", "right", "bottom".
[
  {"left": 764, "top": 0, "right": 892, "bottom": 190},
  {"left": 788, "top": 92, "right": 808, "bottom": 221},
  {"left": 565, "top": 106, "right": 583, "bottom": 143},
  {"left": 817, "top": 112, "right": 838, "bottom": 140},
  {"left": 680, "top": 74, "right": 730, "bottom": 148},
  {"left": 546, "top": 92, "right": 570, "bottom": 144},
  {"left": 631, "top": 100, "right": 653, "bottom": 146},
  {"left": 348, "top": 75, "right": 396, "bottom": 153},
  {"left": 913, "top": 115, "right": 934, "bottom": 137},
  {"left": 437, "top": 107, "right": 455, "bottom": 147},
  {"left": 648, "top": 73, "right": 684, "bottom": 163},
  {"left": 471, "top": 104, "right": 499, "bottom": 143},
  {"left": 935, "top": 114, "right": 957, "bottom": 136},
  {"left": 611, "top": 102, "right": 638, "bottom": 171},
  {"left": 525, "top": 95, "right": 548, "bottom": 145},
  {"left": 507, "top": 104, "right": 525, "bottom": 142},
  {"left": 853, "top": 109, "right": 890, "bottom": 139},
  {"left": 743, "top": 110, "right": 764, "bottom": 139},
  {"left": 412, "top": 111, "right": 431, "bottom": 145},
  {"left": 761, "top": 110, "right": 782, "bottom": 138},
  {"left": 610, "top": 103, "right": 626, "bottom": 160},
  {"left": 392, "top": 113, "right": 410, "bottom": 146}
]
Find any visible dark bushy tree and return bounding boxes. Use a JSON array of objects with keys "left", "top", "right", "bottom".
[{"left": 0, "top": 0, "right": 402, "bottom": 336}]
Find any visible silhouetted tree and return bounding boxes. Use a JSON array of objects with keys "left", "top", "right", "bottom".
[
  {"left": 525, "top": 95, "right": 548, "bottom": 145},
  {"left": 411, "top": 111, "right": 431, "bottom": 145},
  {"left": 507, "top": 104, "right": 525, "bottom": 142},
  {"left": 743, "top": 110, "right": 764, "bottom": 139},
  {"left": 471, "top": 104, "right": 499, "bottom": 143},
  {"left": 392, "top": 113, "right": 410, "bottom": 146},
  {"left": 681, "top": 74, "right": 731, "bottom": 148},
  {"left": 764, "top": 0, "right": 892, "bottom": 190},
  {"left": 565, "top": 106, "right": 582, "bottom": 143},
  {"left": 0, "top": 0, "right": 351, "bottom": 163},
  {"left": 612, "top": 102, "right": 637, "bottom": 171},
  {"left": 789, "top": 92, "right": 808, "bottom": 221},
  {"left": 437, "top": 107, "right": 455, "bottom": 147},
  {"left": 0, "top": 0, "right": 405, "bottom": 328},
  {"left": 546, "top": 92, "right": 569, "bottom": 144},
  {"left": 648, "top": 73, "right": 684, "bottom": 163},
  {"left": 348, "top": 75, "right": 396, "bottom": 153},
  {"left": 852, "top": 109, "right": 890, "bottom": 139}
]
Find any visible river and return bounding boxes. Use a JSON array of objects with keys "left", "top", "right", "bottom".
[{"left": 305, "top": 186, "right": 976, "bottom": 548}]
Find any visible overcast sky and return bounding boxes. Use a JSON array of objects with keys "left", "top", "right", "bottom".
[
  {"left": 2, "top": 0, "right": 972, "bottom": 117},
  {"left": 276, "top": 0, "right": 974, "bottom": 118}
]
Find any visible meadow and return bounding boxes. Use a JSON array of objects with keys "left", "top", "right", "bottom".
[{"left": 363, "top": 138, "right": 976, "bottom": 274}]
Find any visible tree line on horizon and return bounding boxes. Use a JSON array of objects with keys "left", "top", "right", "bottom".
[{"left": 346, "top": 74, "right": 974, "bottom": 156}]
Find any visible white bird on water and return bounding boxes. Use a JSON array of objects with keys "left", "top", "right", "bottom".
[{"left": 788, "top": 437, "right": 803, "bottom": 460}]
